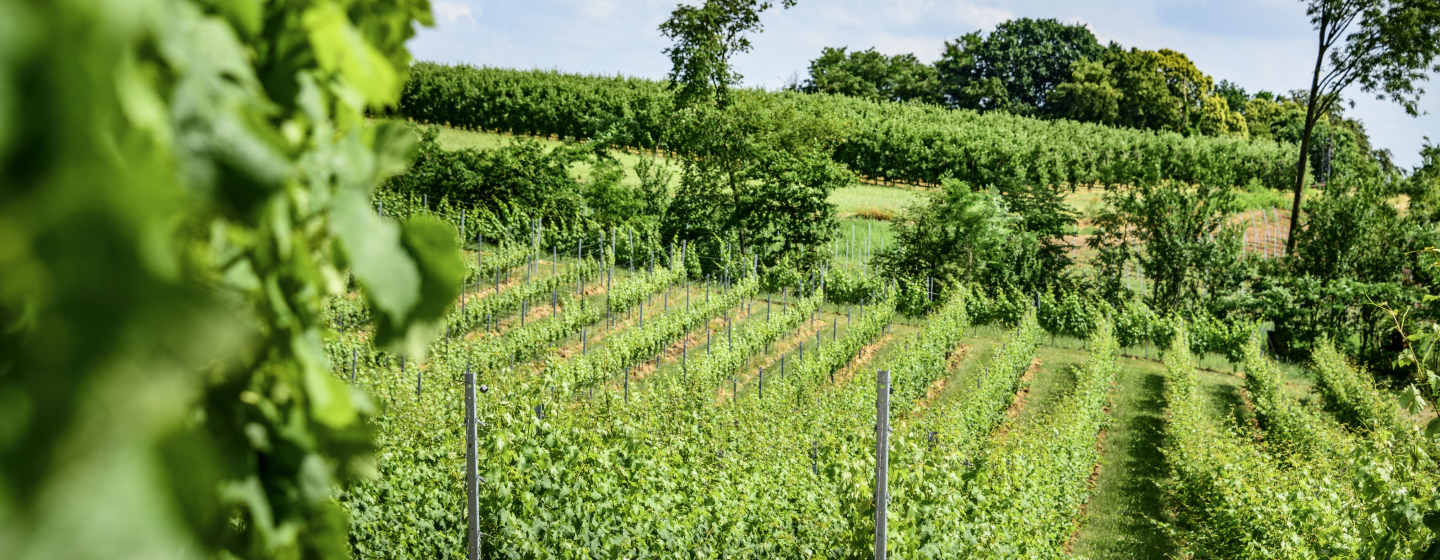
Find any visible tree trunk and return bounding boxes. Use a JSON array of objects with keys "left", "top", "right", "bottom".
[
  {"left": 729, "top": 167, "right": 747, "bottom": 260},
  {"left": 1288, "top": 12, "right": 1330, "bottom": 255},
  {"left": 1288, "top": 114, "right": 1317, "bottom": 254}
]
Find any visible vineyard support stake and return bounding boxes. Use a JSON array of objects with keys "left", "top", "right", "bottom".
[
  {"left": 875, "top": 369, "right": 890, "bottom": 560},
  {"left": 464, "top": 368, "right": 479, "bottom": 560}
]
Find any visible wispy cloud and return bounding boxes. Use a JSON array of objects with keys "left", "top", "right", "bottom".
[{"left": 432, "top": 0, "right": 476, "bottom": 24}]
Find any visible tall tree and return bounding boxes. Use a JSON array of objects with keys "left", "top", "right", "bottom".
[
  {"left": 874, "top": 181, "right": 1020, "bottom": 287},
  {"left": 1215, "top": 79, "right": 1251, "bottom": 114},
  {"left": 1286, "top": 0, "right": 1440, "bottom": 252},
  {"left": 1048, "top": 58, "right": 1125, "bottom": 125},
  {"left": 1156, "top": 49, "right": 1215, "bottom": 133},
  {"left": 1089, "top": 182, "right": 1246, "bottom": 310},
  {"left": 659, "top": 0, "right": 846, "bottom": 271},
  {"left": 1107, "top": 48, "right": 1186, "bottom": 131},
  {"left": 659, "top": 0, "right": 796, "bottom": 108},
  {"left": 1406, "top": 139, "right": 1440, "bottom": 223},
  {"left": 802, "top": 47, "right": 941, "bottom": 104},
  {"left": 935, "top": 18, "right": 1104, "bottom": 116}
]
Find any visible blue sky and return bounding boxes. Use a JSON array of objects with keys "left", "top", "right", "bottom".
[{"left": 411, "top": 0, "right": 1438, "bottom": 169}]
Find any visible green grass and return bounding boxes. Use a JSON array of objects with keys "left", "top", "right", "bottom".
[
  {"left": 1067, "top": 343, "right": 1319, "bottom": 559},
  {"left": 830, "top": 184, "right": 924, "bottom": 217},
  {"left": 432, "top": 125, "right": 686, "bottom": 191},
  {"left": 432, "top": 126, "right": 511, "bottom": 151},
  {"left": 923, "top": 327, "right": 1178, "bottom": 558},
  {"left": 1070, "top": 353, "right": 1176, "bottom": 559},
  {"left": 831, "top": 218, "right": 896, "bottom": 258},
  {"left": 1014, "top": 345, "right": 1085, "bottom": 427}
]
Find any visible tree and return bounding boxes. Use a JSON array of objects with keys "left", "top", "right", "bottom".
[
  {"left": 1156, "top": 49, "right": 1215, "bottom": 133},
  {"left": 1285, "top": 0, "right": 1440, "bottom": 253},
  {"left": 659, "top": 0, "right": 846, "bottom": 271},
  {"left": 659, "top": 0, "right": 796, "bottom": 108},
  {"left": 1243, "top": 95, "right": 1298, "bottom": 141},
  {"left": 802, "top": 47, "right": 941, "bottom": 103},
  {"left": 1198, "top": 95, "right": 1249, "bottom": 137},
  {"left": 1407, "top": 139, "right": 1440, "bottom": 223},
  {"left": 874, "top": 180, "right": 1021, "bottom": 287},
  {"left": 1107, "top": 48, "right": 1186, "bottom": 132},
  {"left": 1051, "top": 48, "right": 1243, "bottom": 135},
  {"left": 1089, "top": 181, "right": 1246, "bottom": 310},
  {"left": 663, "top": 91, "right": 849, "bottom": 270},
  {"left": 1048, "top": 58, "right": 1124, "bottom": 125},
  {"left": 1215, "top": 79, "right": 1251, "bottom": 114},
  {"left": 935, "top": 18, "right": 1104, "bottom": 115},
  {"left": 876, "top": 175, "right": 1077, "bottom": 297}
]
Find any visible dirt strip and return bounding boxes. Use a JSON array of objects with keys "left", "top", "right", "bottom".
[
  {"left": 993, "top": 357, "right": 1043, "bottom": 441},
  {"left": 553, "top": 284, "right": 696, "bottom": 360},
  {"left": 632, "top": 296, "right": 769, "bottom": 380},
  {"left": 831, "top": 334, "right": 896, "bottom": 387},
  {"left": 734, "top": 312, "right": 831, "bottom": 385},
  {"left": 914, "top": 342, "right": 972, "bottom": 413}
]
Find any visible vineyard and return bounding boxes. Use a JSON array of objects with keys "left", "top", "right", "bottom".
[
  {"left": 320, "top": 219, "right": 1440, "bottom": 558},
  {"left": 10, "top": 1, "right": 1440, "bottom": 559}
]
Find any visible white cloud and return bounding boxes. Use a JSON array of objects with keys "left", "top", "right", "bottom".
[
  {"left": 941, "top": 4, "right": 1014, "bottom": 32},
  {"left": 432, "top": 0, "right": 476, "bottom": 24}
]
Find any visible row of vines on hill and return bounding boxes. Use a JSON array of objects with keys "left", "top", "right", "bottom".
[
  {"left": 1164, "top": 326, "right": 1437, "bottom": 558},
  {"left": 328, "top": 229, "right": 1319, "bottom": 558},
  {"left": 399, "top": 63, "right": 1298, "bottom": 190}
]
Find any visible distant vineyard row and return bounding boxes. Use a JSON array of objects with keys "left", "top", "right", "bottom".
[{"left": 399, "top": 62, "right": 1300, "bottom": 190}]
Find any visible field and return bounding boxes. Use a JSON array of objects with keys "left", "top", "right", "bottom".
[
  {"left": 322, "top": 119, "right": 1439, "bottom": 558},
  {"left": 320, "top": 223, "right": 1431, "bottom": 557}
]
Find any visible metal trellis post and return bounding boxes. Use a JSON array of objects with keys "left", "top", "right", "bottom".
[
  {"left": 465, "top": 368, "right": 480, "bottom": 560},
  {"left": 875, "top": 369, "right": 890, "bottom": 560}
]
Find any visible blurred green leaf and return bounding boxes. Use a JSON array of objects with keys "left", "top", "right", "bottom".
[
  {"left": 333, "top": 188, "right": 420, "bottom": 325},
  {"left": 372, "top": 216, "right": 462, "bottom": 357},
  {"left": 304, "top": 3, "right": 400, "bottom": 106},
  {"left": 399, "top": 216, "right": 464, "bottom": 321}
]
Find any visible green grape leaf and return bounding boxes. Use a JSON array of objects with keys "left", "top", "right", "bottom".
[
  {"left": 368, "top": 120, "right": 419, "bottom": 180},
  {"left": 399, "top": 215, "right": 465, "bottom": 322},
  {"left": 1400, "top": 384, "right": 1428, "bottom": 415},
  {"left": 296, "top": 328, "right": 357, "bottom": 429},
  {"left": 1426, "top": 417, "right": 1440, "bottom": 439}
]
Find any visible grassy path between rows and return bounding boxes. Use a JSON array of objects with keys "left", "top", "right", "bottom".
[
  {"left": 1071, "top": 354, "right": 1175, "bottom": 558},
  {"left": 1067, "top": 344, "right": 1320, "bottom": 558}
]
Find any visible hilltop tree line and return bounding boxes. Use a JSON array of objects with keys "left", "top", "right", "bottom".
[{"left": 796, "top": 17, "right": 1406, "bottom": 176}]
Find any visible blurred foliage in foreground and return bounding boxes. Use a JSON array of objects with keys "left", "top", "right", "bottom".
[{"left": 0, "top": 0, "right": 453, "bottom": 559}]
